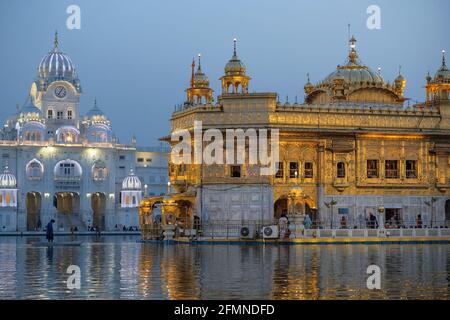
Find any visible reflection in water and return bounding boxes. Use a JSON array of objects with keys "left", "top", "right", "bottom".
[{"left": 0, "top": 236, "right": 449, "bottom": 299}]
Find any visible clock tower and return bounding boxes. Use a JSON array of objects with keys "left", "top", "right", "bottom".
[{"left": 31, "top": 32, "right": 82, "bottom": 134}]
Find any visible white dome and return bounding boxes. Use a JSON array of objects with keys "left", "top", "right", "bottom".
[
  {"left": 122, "top": 169, "right": 142, "bottom": 190},
  {"left": 0, "top": 165, "right": 17, "bottom": 188}
]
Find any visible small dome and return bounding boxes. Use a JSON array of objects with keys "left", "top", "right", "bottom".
[
  {"left": 395, "top": 74, "right": 405, "bottom": 82},
  {"left": 194, "top": 57, "right": 210, "bottom": 88},
  {"left": 20, "top": 96, "right": 42, "bottom": 116},
  {"left": 0, "top": 165, "right": 17, "bottom": 188},
  {"left": 85, "top": 99, "right": 107, "bottom": 118},
  {"left": 37, "top": 32, "right": 77, "bottom": 81},
  {"left": 434, "top": 52, "right": 450, "bottom": 82},
  {"left": 224, "top": 39, "right": 247, "bottom": 76},
  {"left": 122, "top": 169, "right": 142, "bottom": 190},
  {"left": 435, "top": 66, "right": 450, "bottom": 81}
]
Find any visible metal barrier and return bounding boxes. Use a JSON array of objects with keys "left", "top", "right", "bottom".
[{"left": 140, "top": 219, "right": 450, "bottom": 240}]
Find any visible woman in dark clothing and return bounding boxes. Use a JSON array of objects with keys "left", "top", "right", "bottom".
[{"left": 46, "top": 219, "right": 55, "bottom": 243}]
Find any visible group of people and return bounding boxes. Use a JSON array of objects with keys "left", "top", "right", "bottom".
[
  {"left": 278, "top": 213, "right": 313, "bottom": 239},
  {"left": 114, "top": 225, "right": 139, "bottom": 232}
]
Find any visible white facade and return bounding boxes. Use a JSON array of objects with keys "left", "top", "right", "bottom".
[{"left": 0, "top": 34, "right": 167, "bottom": 232}]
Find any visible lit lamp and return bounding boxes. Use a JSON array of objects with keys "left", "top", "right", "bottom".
[
  {"left": 167, "top": 181, "right": 171, "bottom": 194},
  {"left": 144, "top": 184, "right": 148, "bottom": 197}
]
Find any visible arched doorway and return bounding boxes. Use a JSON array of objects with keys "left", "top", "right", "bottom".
[
  {"left": 91, "top": 192, "right": 106, "bottom": 230},
  {"left": 53, "top": 192, "right": 80, "bottom": 214},
  {"left": 274, "top": 197, "right": 288, "bottom": 220},
  {"left": 53, "top": 192, "right": 80, "bottom": 230},
  {"left": 445, "top": 199, "right": 450, "bottom": 226},
  {"left": 174, "top": 200, "right": 193, "bottom": 229},
  {"left": 26, "top": 192, "right": 41, "bottom": 231}
]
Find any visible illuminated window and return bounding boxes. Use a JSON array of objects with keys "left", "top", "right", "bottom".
[
  {"left": 289, "top": 162, "right": 298, "bottom": 178},
  {"left": 367, "top": 160, "right": 379, "bottom": 178},
  {"left": 67, "top": 109, "right": 73, "bottom": 119},
  {"left": 385, "top": 160, "right": 399, "bottom": 179},
  {"left": 47, "top": 109, "right": 53, "bottom": 119},
  {"left": 304, "top": 162, "right": 313, "bottom": 178},
  {"left": 406, "top": 160, "right": 417, "bottom": 179}
]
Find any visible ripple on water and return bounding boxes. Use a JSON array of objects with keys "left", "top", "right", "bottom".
[{"left": 0, "top": 236, "right": 449, "bottom": 299}]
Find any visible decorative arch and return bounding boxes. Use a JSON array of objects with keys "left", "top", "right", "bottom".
[
  {"left": 22, "top": 121, "right": 46, "bottom": 141},
  {"left": 26, "top": 158, "right": 44, "bottom": 180},
  {"left": 54, "top": 159, "right": 82, "bottom": 177},
  {"left": 87, "top": 123, "right": 111, "bottom": 143},
  {"left": 56, "top": 126, "right": 80, "bottom": 143},
  {"left": 347, "top": 87, "right": 400, "bottom": 104},
  {"left": 305, "top": 89, "right": 330, "bottom": 104},
  {"left": 92, "top": 160, "right": 108, "bottom": 181}
]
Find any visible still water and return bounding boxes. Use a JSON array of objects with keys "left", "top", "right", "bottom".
[{"left": 0, "top": 236, "right": 449, "bottom": 299}]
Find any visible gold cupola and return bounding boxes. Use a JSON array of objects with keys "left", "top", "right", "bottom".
[
  {"left": 186, "top": 54, "right": 213, "bottom": 105},
  {"left": 394, "top": 66, "right": 406, "bottom": 97},
  {"left": 304, "top": 73, "right": 314, "bottom": 95},
  {"left": 220, "top": 39, "right": 251, "bottom": 94},
  {"left": 304, "top": 35, "right": 406, "bottom": 105},
  {"left": 425, "top": 50, "right": 450, "bottom": 102}
]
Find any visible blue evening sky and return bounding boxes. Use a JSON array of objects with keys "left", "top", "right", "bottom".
[{"left": 0, "top": 0, "right": 448, "bottom": 145}]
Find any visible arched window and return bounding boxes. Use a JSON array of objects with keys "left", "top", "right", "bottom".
[
  {"left": 23, "top": 121, "right": 45, "bottom": 142},
  {"left": 54, "top": 159, "right": 82, "bottom": 178},
  {"left": 337, "top": 162, "right": 346, "bottom": 178},
  {"left": 56, "top": 126, "right": 80, "bottom": 143},
  {"left": 47, "top": 109, "right": 53, "bottom": 119},
  {"left": 26, "top": 159, "right": 44, "bottom": 180},
  {"left": 87, "top": 124, "right": 111, "bottom": 143},
  {"left": 92, "top": 161, "right": 108, "bottom": 181}
]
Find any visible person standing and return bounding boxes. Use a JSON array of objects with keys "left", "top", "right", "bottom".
[
  {"left": 303, "top": 214, "right": 312, "bottom": 229},
  {"left": 46, "top": 219, "right": 55, "bottom": 243}
]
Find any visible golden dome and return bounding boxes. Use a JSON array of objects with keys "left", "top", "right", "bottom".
[
  {"left": 434, "top": 50, "right": 450, "bottom": 82},
  {"left": 224, "top": 39, "right": 247, "bottom": 76},
  {"left": 321, "top": 36, "right": 384, "bottom": 86},
  {"left": 194, "top": 54, "right": 210, "bottom": 88},
  {"left": 304, "top": 35, "right": 405, "bottom": 105}
]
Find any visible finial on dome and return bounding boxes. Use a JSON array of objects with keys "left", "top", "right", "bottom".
[
  {"left": 233, "top": 38, "right": 237, "bottom": 56},
  {"left": 442, "top": 49, "right": 446, "bottom": 66},
  {"left": 197, "top": 53, "right": 202, "bottom": 71},
  {"left": 348, "top": 35, "right": 358, "bottom": 64},
  {"left": 4, "top": 160, "right": 9, "bottom": 173},
  {"left": 307, "top": 72, "right": 310, "bottom": 83},
  {"left": 54, "top": 30, "right": 59, "bottom": 49},
  {"left": 377, "top": 67, "right": 381, "bottom": 75},
  {"left": 398, "top": 65, "right": 402, "bottom": 76},
  {"left": 349, "top": 35, "right": 356, "bottom": 50}
]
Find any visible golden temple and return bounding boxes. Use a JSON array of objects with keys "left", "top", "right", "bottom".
[{"left": 139, "top": 36, "right": 450, "bottom": 237}]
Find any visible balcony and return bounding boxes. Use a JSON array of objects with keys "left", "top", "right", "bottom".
[{"left": 54, "top": 175, "right": 82, "bottom": 190}]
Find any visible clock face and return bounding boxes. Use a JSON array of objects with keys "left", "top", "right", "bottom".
[{"left": 54, "top": 86, "right": 67, "bottom": 99}]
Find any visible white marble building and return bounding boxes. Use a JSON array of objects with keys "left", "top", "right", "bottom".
[{"left": 0, "top": 33, "right": 166, "bottom": 232}]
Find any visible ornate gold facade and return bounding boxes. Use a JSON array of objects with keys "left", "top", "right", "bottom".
[{"left": 140, "top": 37, "right": 450, "bottom": 229}]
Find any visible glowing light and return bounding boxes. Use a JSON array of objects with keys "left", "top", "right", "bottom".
[{"left": 44, "top": 193, "right": 50, "bottom": 198}]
